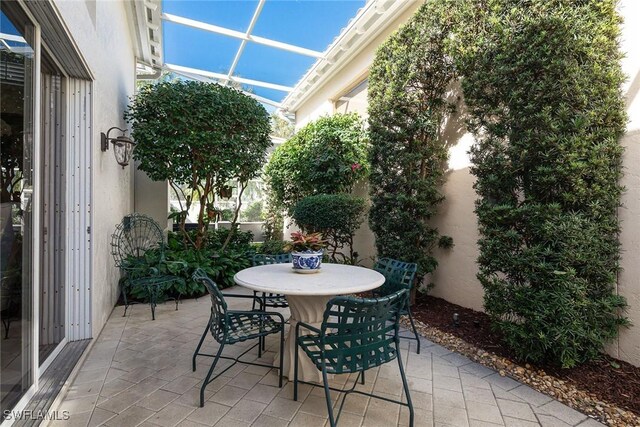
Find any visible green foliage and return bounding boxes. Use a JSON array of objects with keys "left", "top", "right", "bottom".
[
  {"left": 292, "top": 194, "right": 366, "bottom": 264},
  {"left": 241, "top": 200, "right": 263, "bottom": 222},
  {"left": 124, "top": 80, "right": 270, "bottom": 250},
  {"left": 456, "top": 0, "right": 628, "bottom": 367},
  {"left": 220, "top": 209, "right": 234, "bottom": 222},
  {"left": 261, "top": 185, "right": 284, "bottom": 241},
  {"left": 255, "top": 239, "right": 290, "bottom": 255},
  {"left": 265, "top": 113, "right": 369, "bottom": 213},
  {"left": 121, "top": 229, "right": 253, "bottom": 298},
  {"left": 368, "top": 1, "right": 457, "bottom": 280}
]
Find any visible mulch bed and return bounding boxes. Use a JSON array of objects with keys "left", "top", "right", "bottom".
[{"left": 411, "top": 294, "right": 640, "bottom": 418}]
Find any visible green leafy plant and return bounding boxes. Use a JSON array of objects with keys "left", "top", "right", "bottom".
[
  {"left": 219, "top": 209, "right": 235, "bottom": 222},
  {"left": 124, "top": 80, "right": 271, "bottom": 250},
  {"left": 291, "top": 194, "right": 366, "bottom": 264},
  {"left": 255, "top": 239, "right": 290, "bottom": 255},
  {"left": 265, "top": 113, "right": 369, "bottom": 213},
  {"left": 120, "top": 229, "right": 254, "bottom": 298},
  {"left": 284, "top": 232, "right": 326, "bottom": 253},
  {"left": 368, "top": 1, "right": 457, "bottom": 280},
  {"left": 456, "top": 0, "right": 628, "bottom": 367},
  {"left": 261, "top": 178, "right": 285, "bottom": 241},
  {"left": 241, "top": 200, "right": 263, "bottom": 222}
]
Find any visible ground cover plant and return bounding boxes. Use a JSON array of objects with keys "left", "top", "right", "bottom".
[{"left": 120, "top": 229, "right": 254, "bottom": 298}]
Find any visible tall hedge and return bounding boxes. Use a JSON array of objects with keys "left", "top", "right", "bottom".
[
  {"left": 368, "top": 1, "right": 457, "bottom": 280},
  {"left": 457, "top": 0, "right": 628, "bottom": 367}
]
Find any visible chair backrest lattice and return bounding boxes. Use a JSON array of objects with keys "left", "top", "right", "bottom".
[
  {"left": 319, "top": 290, "right": 408, "bottom": 374},
  {"left": 373, "top": 257, "right": 417, "bottom": 296},
  {"left": 251, "top": 254, "right": 291, "bottom": 298},
  {"left": 193, "top": 269, "right": 228, "bottom": 343},
  {"left": 111, "top": 214, "right": 165, "bottom": 267},
  {"left": 251, "top": 253, "right": 292, "bottom": 266}
]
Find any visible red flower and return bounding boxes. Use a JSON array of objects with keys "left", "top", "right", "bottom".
[{"left": 351, "top": 163, "right": 362, "bottom": 171}]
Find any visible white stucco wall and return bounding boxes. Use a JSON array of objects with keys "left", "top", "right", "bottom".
[
  {"left": 55, "top": 0, "right": 136, "bottom": 337},
  {"left": 611, "top": 0, "right": 640, "bottom": 366},
  {"left": 134, "top": 166, "right": 170, "bottom": 231},
  {"left": 293, "top": 0, "right": 640, "bottom": 366}
]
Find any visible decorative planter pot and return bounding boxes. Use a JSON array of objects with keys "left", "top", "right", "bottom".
[{"left": 292, "top": 250, "right": 323, "bottom": 273}]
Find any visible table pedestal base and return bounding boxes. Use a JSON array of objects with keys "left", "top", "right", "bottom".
[{"left": 274, "top": 294, "right": 332, "bottom": 382}]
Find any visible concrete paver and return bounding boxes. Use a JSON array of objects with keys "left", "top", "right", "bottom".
[{"left": 48, "top": 288, "right": 604, "bottom": 427}]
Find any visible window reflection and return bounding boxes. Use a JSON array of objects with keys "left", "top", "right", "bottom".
[{"left": 1, "top": 5, "right": 35, "bottom": 415}]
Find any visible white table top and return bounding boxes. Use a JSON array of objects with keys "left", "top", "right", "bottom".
[{"left": 234, "top": 263, "right": 385, "bottom": 296}]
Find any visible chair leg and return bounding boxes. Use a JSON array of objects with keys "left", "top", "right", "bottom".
[
  {"left": 294, "top": 339, "right": 300, "bottom": 401},
  {"left": 252, "top": 291, "right": 259, "bottom": 311},
  {"left": 407, "top": 307, "right": 420, "bottom": 354},
  {"left": 278, "top": 326, "right": 285, "bottom": 388},
  {"left": 2, "top": 318, "right": 10, "bottom": 339},
  {"left": 147, "top": 284, "right": 160, "bottom": 321},
  {"left": 261, "top": 295, "right": 267, "bottom": 351},
  {"left": 121, "top": 282, "right": 129, "bottom": 317},
  {"left": 361, "top": 370, "right": 365, "bottom": 385},
  {"left": 322, "top": 364, "right": 336, "bottom": 427},
  {"left": 200, "top": 342, "right": 225, "bottom": 408},
  {"left": 193, "top": 316, "right": 211, "bottom": 372},
  {"left": 397, "top": 346, "right": 414, "bottom": 427}
]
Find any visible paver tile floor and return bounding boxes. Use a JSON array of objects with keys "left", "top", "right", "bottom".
[{"left": 49, "top": 287, "right": 604, "bottom": 427}]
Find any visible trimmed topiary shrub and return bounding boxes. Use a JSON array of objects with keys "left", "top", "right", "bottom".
[
  {"left": 291, "top": 194, "right": 366, "bottom": 264},
  {"left": 265, "top": 113, "right": 368, "bottom": 213},
  {"left": 125, "top": 80, "right": 271, "bottom": 250},
  {"left": 368, "top": 1, "right": 457, "bottom": 281},
  {"left": 456, "top": 0, "right": 628, "bottom": 367}
]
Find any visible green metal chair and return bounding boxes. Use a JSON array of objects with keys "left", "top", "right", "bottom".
[
  {"left": 191, "top": 269, "right": 285, "bottom": 407},
  {"left": 250, "top": 253, "right": 291, "bottom": 311},
  {"left": 294, "top": 289, "right": 414, "bottom": 427},
  {"left": 111, "top": 214, "right": 183, "bottom": 320},
  {"left": 251, "top": 253, "right": 291, "bottom": 351},
  {"left": 373, "top": 257, "right": 421, "bottom": 354}
]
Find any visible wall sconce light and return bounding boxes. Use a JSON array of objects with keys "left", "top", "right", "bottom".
[{"left": 101, "top": 127, "right": 136, "bottom": 169}]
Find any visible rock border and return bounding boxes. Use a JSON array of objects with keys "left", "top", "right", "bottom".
[{"left": 401, "top": 317, "right": 640, "bottom": 427}]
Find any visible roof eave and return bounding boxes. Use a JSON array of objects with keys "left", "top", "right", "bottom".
[
  {"left": 280, "top": 0, "right": 417, "bottom": 113},
  {"left": 126, "top": 0, "right": 163, "bottom": 74}
]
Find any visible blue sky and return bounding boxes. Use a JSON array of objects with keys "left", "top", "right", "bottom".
[{"left": 163, "top": 0, "right": 366, "bottom": 103}]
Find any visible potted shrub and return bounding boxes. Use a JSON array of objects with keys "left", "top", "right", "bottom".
[{"left": 285, "top": 232, "right": 326, "bottom": 273}]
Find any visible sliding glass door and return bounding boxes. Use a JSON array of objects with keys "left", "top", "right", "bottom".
[{"left": 0, "top": 6, "right": 36, "bottom": 414}]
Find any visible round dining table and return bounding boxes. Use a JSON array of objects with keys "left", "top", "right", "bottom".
[{"left": 234, "top": 263, "right": 385, "bottom": 382}]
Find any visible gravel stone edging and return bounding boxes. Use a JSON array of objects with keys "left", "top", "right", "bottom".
[{"left": 401, "top": 317, "right": 640, "bottom": 427}]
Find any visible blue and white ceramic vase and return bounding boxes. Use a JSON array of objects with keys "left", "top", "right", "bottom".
[{"left": 292, "top": 250, "right": 323, "bottom": 273}]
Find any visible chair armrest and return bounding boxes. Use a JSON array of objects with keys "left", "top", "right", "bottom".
[
  {"left": 228, "top": 310, "right": 285, "bottom": 323},
  {"left": 222, "top": 293, "right": 265, "bottom": 306},
  {"left": 296, "top": 321, "right": 322, "bottom": 336}
]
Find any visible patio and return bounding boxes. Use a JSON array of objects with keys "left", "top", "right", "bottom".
[{"left": 51, "top": 289, "right": 601, "bottom": 427}]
